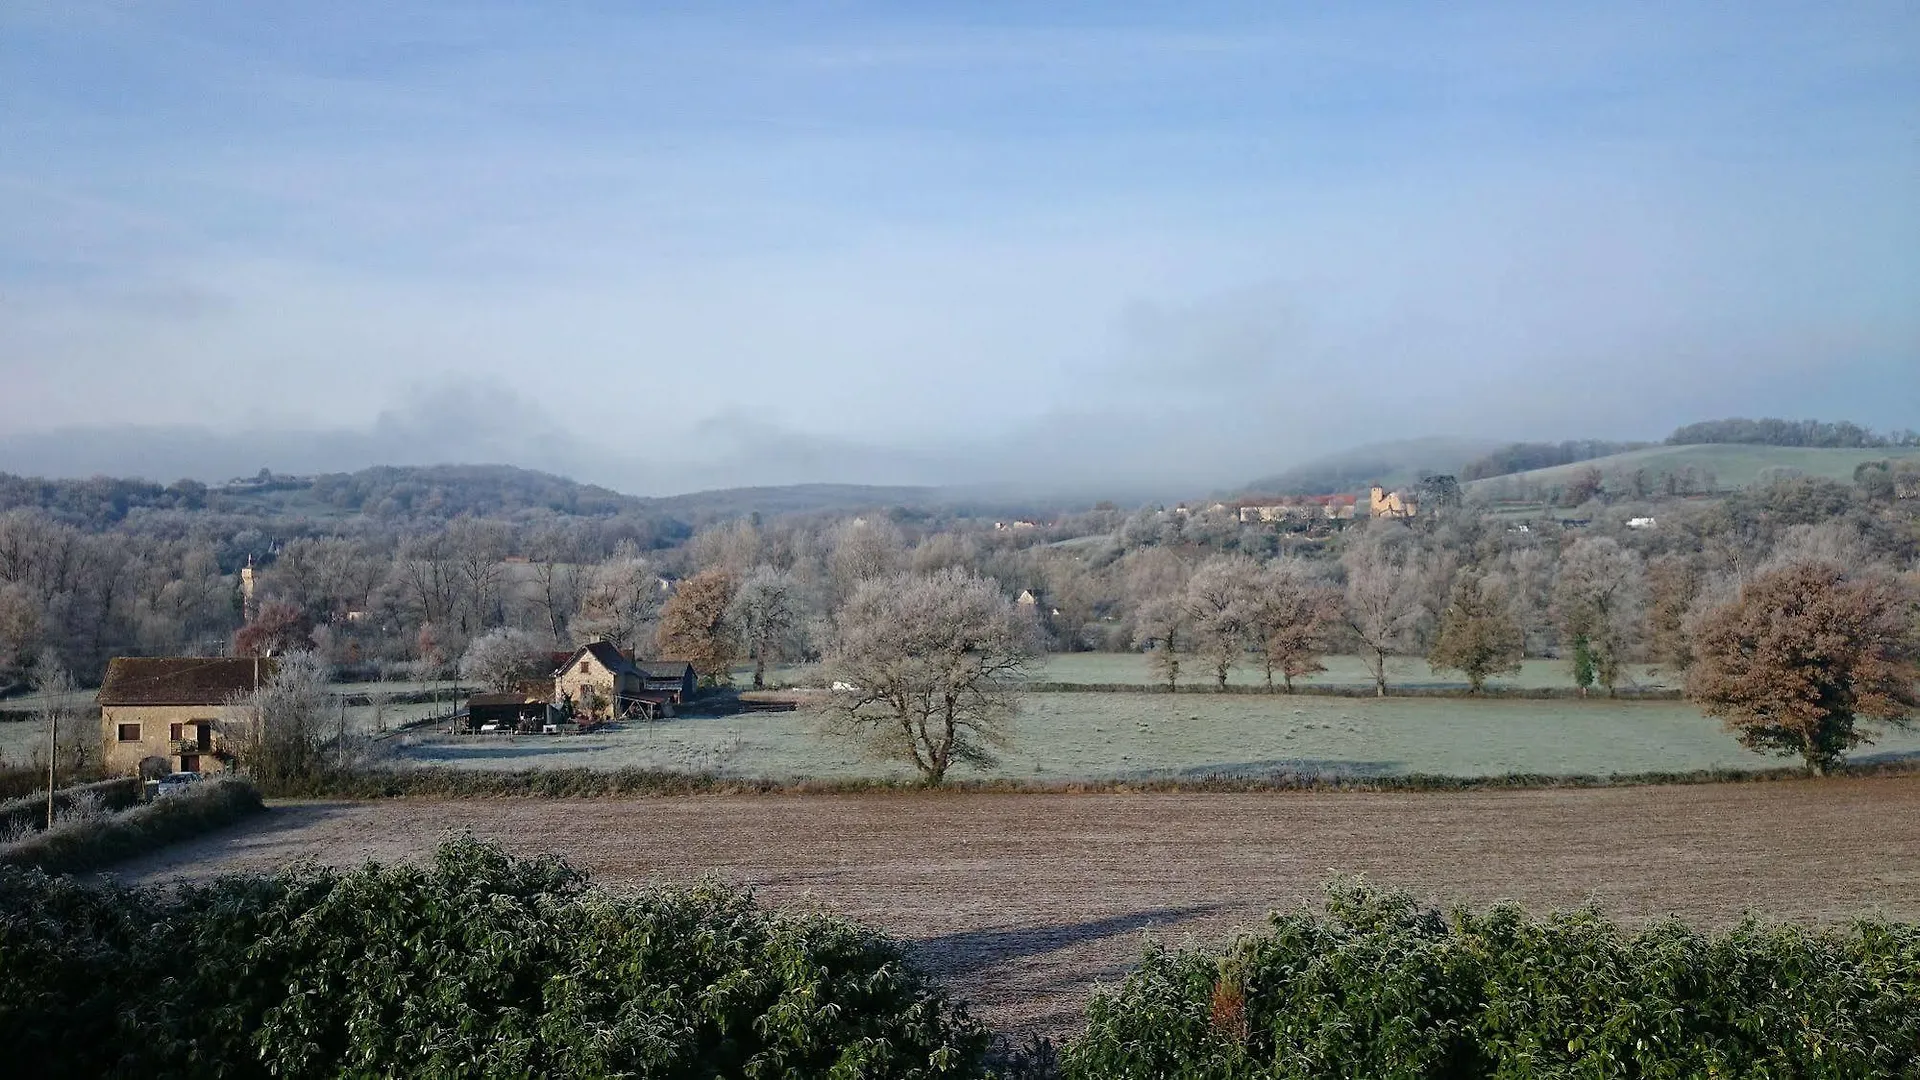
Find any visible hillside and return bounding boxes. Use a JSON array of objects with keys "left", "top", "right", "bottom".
[
  {"left": 1468, "top": 444, "right": 1920, "bottom": 495},
  {"left": 1242, "top": 436, "right": 1504, "bottom": 495},
  {"left": 0, "top": 465, "right": 1092, "bottom": 531}
]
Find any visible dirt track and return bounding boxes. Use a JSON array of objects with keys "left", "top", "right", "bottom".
[{"left": 112, "top": 779, "right": 1920, "bottom": 1037}]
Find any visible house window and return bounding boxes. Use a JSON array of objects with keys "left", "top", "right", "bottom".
[
  {"left": 579, "top": 662, "right": 590, "bottom": 674},
  {"left": 179, "top": 755, "right": 200, "bottom": 773},
  {"left": 170, "top": 722, "right": 184, "bottom": 740},
  {"left": 117, "top": 723, "right": 141, "bottom": 742}
]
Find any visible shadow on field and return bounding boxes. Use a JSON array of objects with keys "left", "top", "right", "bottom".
[
  {"left": 1852, "top": 749, "right": 1920, "bottom": 766},
  {"left": 1125, "top": 758, "right": 1403, "bottom": 781},
  {"left": 94, "top": 801, "right": 365, "bottom": 883},
  {"left": 913, "top": 904, "right": 1226, "bottom": 977}
]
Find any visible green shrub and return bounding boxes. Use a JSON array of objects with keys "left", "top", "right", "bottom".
[
  {"left": 1062, "top": 880, "right": 1920, "bottom": 1079},
  {"left": 0, "top": 836, "right": 989, "bottom": 1078},
  {"left": 0, "top": 777, "right": 263, "bottom": 873}
]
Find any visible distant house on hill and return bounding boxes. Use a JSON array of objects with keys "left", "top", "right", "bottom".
[
  {"left": 1370, "top": 485, "right": 1418, "bottom": 519},
  {"left": 98, "top": 657, "right": 273, "bottom": 777},
  {"left": 1237, "top": 495, "right": 1359, "bottom": 524}
]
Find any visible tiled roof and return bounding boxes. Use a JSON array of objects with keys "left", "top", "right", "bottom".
[{"left": 97, "top": 657, "right": 275, "bottom": 706}]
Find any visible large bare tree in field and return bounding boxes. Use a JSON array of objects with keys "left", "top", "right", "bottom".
[
  {"left": 823, "top": 569, "right": 1041, "bottom": 784},
  {"left": 1246, "top": 559, "right": 1340, "bottom": 692},
  {"left": 729, "top": 565, "right": 801, "bottom": 690},
  {"left": 1687, "top": 560, "right": 1917, "bottom": 775},
  {"left": 1184, "top": 555, "right": 1258, "bottom": 689},
  {"left": 1342, "top": 524, "right": 1428, "bottom": 696}
]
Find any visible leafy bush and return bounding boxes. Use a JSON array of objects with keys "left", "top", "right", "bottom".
[
  {"left": 1063, "top": 880, "right": 1920, "bottom": 1079},
  {"left": 0, "top": 776, "right": 262, "bottom": 873},
  {"left": 0, "top": 836, "right": 988, "bottom": 1078}
]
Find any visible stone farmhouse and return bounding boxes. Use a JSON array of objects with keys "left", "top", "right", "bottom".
[
  {"left": 1236, "top": 495, "right": 1360, "bottom": 524},
  {"left": 550, "top": 641, "right": 695, "bottom": 722},
  {"left": 98, "top": 657, "right": 272, "bottom": 777}
]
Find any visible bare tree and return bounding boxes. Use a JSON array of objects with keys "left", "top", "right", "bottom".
[
  {"left": 1342, "top": 524, "right": 1429, "bottom": 695},
  {"left": 827, "top": 517, "right": 905, "bottom": 606},
  {"left": 1688, "top": 560, "right": 1917, "bottom": 774},
  {"left": 571, "top": 551, "right": 662, "bottom": 655},
  {"left": 526, "top": 525, "right": 586, "bottom": 644},
  {"left": 689, "top": 518, "right": 765, "bottom": 577},
  {"left": 458, "top": 627, "right": 552, "bottom": 693},
  {"left": 31, "top": 650, "right": 82, "bottom": 815},
  {"left": 1132, "top": 596, "right": 1186, "bottom": 691},
  {"left": 227, "top": 651, "right": 332, "bottom": 789},
  {"left": 1552, "top": 536, "right": 1645, "bottom": 696},
  {"left": 823, "top": 569, "right": 1041, "bottom": 784},
  {"left": 729, "top": 565, "right": 802, "bottom": 689},
  {"left": 1246, "top": 560, "right": 1340, "bottom": 692},
  {"left": 447, "top": 519, "right": 510, "bottom": 634},
  {"left": 1184, "top": 555, "right": 1258, "bottom": 689},
  {"left": 1124, "top": 548, "right": 1190, "bottom": 691}
]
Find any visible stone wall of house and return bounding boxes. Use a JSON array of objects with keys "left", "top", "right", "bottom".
[
  {"left": 552, "top": 654, "right": 634, "bottom": 719},
  {"left": 101, "top": 704, "right": 246, "bottom": 776}
]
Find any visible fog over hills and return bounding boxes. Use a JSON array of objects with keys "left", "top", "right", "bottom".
[{"left": 4, "top": 5, "right": 1915, "bottom": 499}]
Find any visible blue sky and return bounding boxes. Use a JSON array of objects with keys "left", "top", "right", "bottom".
[{"left": 1, "top": 2, "right": 1915, "bottom": 491}]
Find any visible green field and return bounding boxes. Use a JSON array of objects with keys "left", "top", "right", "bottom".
[
  {"left": 1470, "top": 444, "right": 1920, "bottom": 494},
  {"left": 390, "top": 692, "right": 1920, "bottom": 781}
]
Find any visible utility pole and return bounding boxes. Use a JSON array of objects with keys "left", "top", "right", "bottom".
[{"left": 45, "top": 703, "right": 56, "bottom": 828}]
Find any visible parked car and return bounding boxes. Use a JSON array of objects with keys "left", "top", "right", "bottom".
[{"left": 154, "top": 772, "right": 202, "bottom": 797}]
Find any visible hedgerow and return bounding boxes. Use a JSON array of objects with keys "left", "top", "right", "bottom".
[
  {"left": 0, "top": 776, "right": 140, "bottom": 834},
  {"left": 0, "top": 776, "right": 263, "bottom": 874},
  {"left": 1062, "top": 880, "right": 1920, "bottom": 1079},
  {"left": 0, "top": 836, "right": 989, "bottom": 1078},
  {"left": 270, "top": 758, "right": 1920, "bottom": 800}
]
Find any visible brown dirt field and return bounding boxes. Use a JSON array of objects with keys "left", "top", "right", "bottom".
[{"left": 111, "top": 778, "right": 1920, "bottom": 1039}]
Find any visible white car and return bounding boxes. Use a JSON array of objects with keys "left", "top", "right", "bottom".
[{"left": 154, "top": 772, "right": 202, "bottom": 796}]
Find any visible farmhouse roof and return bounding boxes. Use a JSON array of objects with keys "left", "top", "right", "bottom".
[
  {"left": 557, "top": 641, "right": 641, "bottom": 676},
  {"left": 98, "top": 657, "right": 276, "bottom": 706},
  {"left": 634, "top": 660, "right": 695, "bottom": 679}
]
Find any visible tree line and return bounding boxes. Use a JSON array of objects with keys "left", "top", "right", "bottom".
[{"left": 1665, "top": 416, "right": 1920, "bottom": 448}]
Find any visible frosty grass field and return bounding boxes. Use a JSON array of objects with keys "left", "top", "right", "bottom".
[
  {"left": 396, "top": 692, "right": 1920, "bottom": 782},
  {"left": 10, "top": 653, "right": 1918, "bottom": 781}
]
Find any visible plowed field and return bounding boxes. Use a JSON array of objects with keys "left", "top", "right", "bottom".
[{"left": 112, "top": 778, "right": 1920, "bottom": 1038}]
